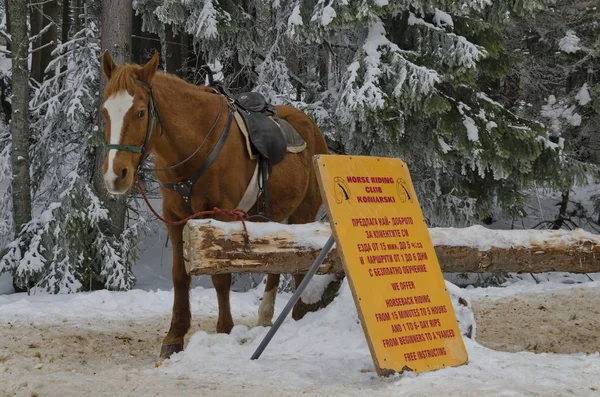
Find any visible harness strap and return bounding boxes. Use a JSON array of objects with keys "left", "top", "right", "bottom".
[
  {"left": 104, "top": 79, "right": 161, "bottom": 163},
  {"left": 105, "top": 144, "right": 142, "bottom": 153},
  {"left": 257, "top": 157, "right": 270, "bottom": 216},
  {"left": 139, "top": 97, "right": 224, "bottom": 173},
  {"left": 161, "top": 105, "right": 236, "bottom": 213},
  {"left": 136, "top": 79, "right": 165, "bottom": 136}
]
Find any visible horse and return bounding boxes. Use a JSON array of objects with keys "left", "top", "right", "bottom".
[{"left": 99, "top": 50, "right": 329, "bottom": 358}]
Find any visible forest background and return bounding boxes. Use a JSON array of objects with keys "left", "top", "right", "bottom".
[{"left": 0, "top": 0, "right": 598, "bottom": 293}]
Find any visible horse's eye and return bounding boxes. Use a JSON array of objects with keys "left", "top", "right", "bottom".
[{"left": 137, "top": 110, "right": 145, "bottom": 119}]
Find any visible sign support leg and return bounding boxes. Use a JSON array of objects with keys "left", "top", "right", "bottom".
[{"left": 250, "top": 235, "right": 335, "bottom": 360}]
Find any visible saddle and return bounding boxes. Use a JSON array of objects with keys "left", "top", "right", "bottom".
[
  {"left": 231, "top": 92, "right": 307, "bottom": 216},
  {"left": 234, "top": 92, "right": 306, "bottom": 164}
]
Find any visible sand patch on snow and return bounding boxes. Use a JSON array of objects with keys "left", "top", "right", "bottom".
[
  {"left": 0, "top": 287, "right": 599, "bottom": 396},
  {"left": 472, "top": 287, "right": 600, "bottom": 354},
  {"left": 0, "top": 315, "right": 262, "bottom": 397}
]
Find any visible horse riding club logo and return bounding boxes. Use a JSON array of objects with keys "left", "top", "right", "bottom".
[
  {"left": 396, "top": 178, "right": 413, "bottom": 203},
  {"left": 333, "top": 176, "right": 351, "bottom": 204}
]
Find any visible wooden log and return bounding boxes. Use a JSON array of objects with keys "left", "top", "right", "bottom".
[
  {"left": 183, "top": 220, "right": 344, "bottom": 276},
  {"left": 183, "top": 220, "right": 600, "bottom": 275}
]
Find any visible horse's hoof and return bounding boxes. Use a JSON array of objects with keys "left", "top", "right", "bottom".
[
  {"left": 216, "top": 321, "right": 234, "bottom": 334},
  {"left": 292, "top": 300, "right": 310, "bottom": 321},
  {"left": 256, "top": 318, "right": 273, "bottom": 327},
  {"left": 160, "top": 343, "right": 183, "bottom": 359}
]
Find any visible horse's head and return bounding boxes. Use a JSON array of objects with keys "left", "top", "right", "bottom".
[{"left": 100, "top": 50, "right": 160, "bottom": 194}]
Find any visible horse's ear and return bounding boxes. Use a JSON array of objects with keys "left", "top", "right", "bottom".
[
  {"left": 137, "top": 51, "right": 160, "bottom": 84},
  {"left": 102, "top": 50, "right": 117, "bottom": 79}
]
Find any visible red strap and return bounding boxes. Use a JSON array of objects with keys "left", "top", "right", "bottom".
[{"left": 134, "top": 177, "right": 250, "bottom": 239}]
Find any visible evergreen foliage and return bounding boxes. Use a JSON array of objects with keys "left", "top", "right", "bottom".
[
  {"left": 502, "top": 0, "right": 599, "bottom": 225},
  {"left": 0, "top": 3, "right": 142, "bottom": 293},
  {"left": 135, "top": 0, "right": 562, "bottom": 226},
  {"left": 0, "top": 0, "right": 597, "bottom": 293}
]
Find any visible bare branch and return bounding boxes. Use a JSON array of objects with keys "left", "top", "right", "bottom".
[{"left": 29, "top": 40, "right": 55, "bottom": 54}]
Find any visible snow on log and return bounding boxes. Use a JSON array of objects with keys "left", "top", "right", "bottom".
[
  {"left": 183, "top": 219, "right": 343, "bottom": 276},
  {"left": 183, "top": 220, "right": 600, "bottom": 275}
]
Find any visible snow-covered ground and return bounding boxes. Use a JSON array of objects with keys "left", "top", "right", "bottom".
[
  {"left": 1, "top": 187, "right": 599, "bottom": 395},
  {"left": 0, "top": 275, "right": 598, "bottom": 396}
]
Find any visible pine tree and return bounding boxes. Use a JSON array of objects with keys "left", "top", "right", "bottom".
[
  {"left": 0, "top": 1, "right": 143, "bottom": 293},
  {"left": 0, "top": 2, "right": 11, "bottom": 249},
  {"left": 501, "top": 0, "right": 599, "bottom": 228},
  {"left": 134, "top": 0, "right": 562, "bottom": 226}
]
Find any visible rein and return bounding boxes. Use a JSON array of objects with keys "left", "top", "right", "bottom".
[
  {"left": 105, "top": 78, "right": 250, "bottom": 241},
  {"left": 134, "top": 175, "right": 249, "bottom": 243}
]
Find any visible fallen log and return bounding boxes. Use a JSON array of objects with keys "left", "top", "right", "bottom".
[{"left": 183, "top": 220, "right": 600, "bottom": 275}]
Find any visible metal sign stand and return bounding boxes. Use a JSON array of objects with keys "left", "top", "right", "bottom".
[{"left": 250, "top": 235, "right": 335, "bottom": 360}]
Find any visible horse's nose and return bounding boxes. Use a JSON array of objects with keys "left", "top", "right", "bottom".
[{"left": 103, "top": 166, "right": 132, "bottom": 194}]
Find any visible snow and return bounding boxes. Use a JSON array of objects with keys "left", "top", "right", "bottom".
[
  {"left": 187, "top": 219, "right": 332, "bottom": 250},
  {"left": 0, "top": 45, "right": 10, "bottom": 74},
  {"left": 300, "top": 274, "right": 338, "bottom": 304},
  {"left": 433, "top": 8, "right": 453, "bottom": 28},
  {"left": 2, "top": 205, "right": 600, "bottom": 395},
  {"left": 408, "top": 13, "right": 439, "bottom": 31},
  {"left": 476, "top": 92, "right": 502, "bottom": 107},
  {"left": 187, "top": 219, "right": 600, "bottom": 253},
  {"left": 541, "top": 95, "right": 583, "bottom": 132},
  {"left": 430, "top": 225, "right": 600, "bottom": 251},
  {"left": 438, "top": 137, "right": 452, "bottom": 153},
  {"left": 485, "top": 121, "right": 497, "bottom": 131},
  {"left": 575, "top": 83, "right": 591, "bottom": 106},
  {"left": 558, "top": 30, "right": 581, "bottom": 53},
  {"left": 460, "top": 273, "right": 599, "bottom": 301},
  {"left": 321, "top": 5, "right": 336, "bottom": 26},
  {"left": 462, "top": 116, "right": 479, "bottom": 142},
  {"left": 288, "top": 5, "right": 303, "bottom": 27},
  {"left": 192, "top": 0, "right": 219, "bottom": 39},
  {"left": 0, "top": 277, "right": 598, "bottom": 396}
]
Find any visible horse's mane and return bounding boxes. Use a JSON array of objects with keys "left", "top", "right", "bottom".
[
  {"left": 105, "top": 64, "right": 141, "bottom": 98},
  {"left": 106, "top": 64, "right": 217, "bottom": 98}
]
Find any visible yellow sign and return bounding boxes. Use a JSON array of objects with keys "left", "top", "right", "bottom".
[{"left": 314, "top": 155, "right": 468, "bottom": 376}]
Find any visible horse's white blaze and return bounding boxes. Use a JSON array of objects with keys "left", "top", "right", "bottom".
[{"left": 103, "top": 90, "right": 134, "bottom": 192}]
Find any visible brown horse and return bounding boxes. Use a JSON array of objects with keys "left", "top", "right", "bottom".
[{"left": 100, "top": 51, "right": 328, "bottom": 358}]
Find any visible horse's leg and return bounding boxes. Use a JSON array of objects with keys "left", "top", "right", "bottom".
[
  {"left": 161, "top": 223, "right": 191, "bottom": 359},
  {"left": 257, "top": 274, "right": 280, "bottom": 326},
  {"left": 291, "top": 273, "right": 310, "bottom": 320},
  {"left": 212, "top": 274, "right": 234, "bottom": 333}
]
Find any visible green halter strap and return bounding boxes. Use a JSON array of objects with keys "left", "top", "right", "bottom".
[{"left": 104, "top": 80, "right": 161, "bottom": 161}]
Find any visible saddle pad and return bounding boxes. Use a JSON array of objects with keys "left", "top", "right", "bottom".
[
  {"left": 273, "top": 118, "right": 307, "bottom": 153},
  {"left": 236, "top": 161, "right": 260, "bottom": 212},
  {"left": 234, "top": 112, "right": 307, "bottom": 161}
]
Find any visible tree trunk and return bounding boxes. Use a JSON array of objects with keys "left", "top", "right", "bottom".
[
  {"left": 41, "top": 0, "right": 59, "bottom": 76},
  {"left": 318, "top": 43, "right": 328, "bottom": 90},
  {"left": 553, "top": 191, "right": 570, "bottom": 230},
  {"left": 73, "top": 0, "right": 81, "bottom": 33},
  {"left": 61, "top": 0, "right": 71, "bottom": 43},
  {"left": 93, "top": 0, "right": 132, "bottom": 238},
  {"left": 29, "top": 1, "right": 43, "bottom": 83},
  {"left": 1, "top": 0, "right": 11, "bottom": 122},
  {"left": 8, "top": 0, "right": 32, "bottom": 233}
]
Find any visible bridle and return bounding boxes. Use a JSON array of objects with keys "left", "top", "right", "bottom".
[
  {"left": 103, "top": 78, "right": 237, "bottom": 214},
  {"left": 104, "top": 79, "right": 165, "bottom": 171}
]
